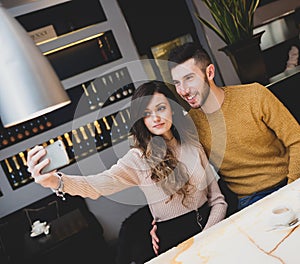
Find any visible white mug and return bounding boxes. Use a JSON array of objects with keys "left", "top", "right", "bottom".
[{"left": 269, "top": 205, "right": 296, "bottom": 227}]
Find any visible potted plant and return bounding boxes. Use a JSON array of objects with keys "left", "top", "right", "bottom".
[{"left": 195, "top": 0, "right": 269, "bottom": 85}]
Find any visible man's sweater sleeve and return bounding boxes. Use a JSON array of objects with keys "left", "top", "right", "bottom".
[{"left": 259, "top": 85, "right": 300, "bottom": 182}]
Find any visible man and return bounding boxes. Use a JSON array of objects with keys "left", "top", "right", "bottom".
[{"left": 151, "top": 42, "right": 300, "bottom": 254}]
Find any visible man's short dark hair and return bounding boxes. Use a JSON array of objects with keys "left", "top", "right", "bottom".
[{"left": 168, "top": 42, "right": 212, "bottom": 72}]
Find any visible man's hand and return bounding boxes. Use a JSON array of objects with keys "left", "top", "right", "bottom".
[{"left": 150, "top": 219, "right": 159, "bottom": 255}]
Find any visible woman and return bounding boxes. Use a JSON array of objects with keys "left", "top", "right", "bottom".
[{"left": 27, "top": 80, "right": 227, "bottom": 263}]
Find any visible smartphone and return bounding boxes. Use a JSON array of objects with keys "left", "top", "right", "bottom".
[{"left": 40, "top": 140, "right": 70, "bottom": 173}]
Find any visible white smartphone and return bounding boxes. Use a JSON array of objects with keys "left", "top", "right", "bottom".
[{"left": 40, "top": 139, "right": 70, "bottom": 173}]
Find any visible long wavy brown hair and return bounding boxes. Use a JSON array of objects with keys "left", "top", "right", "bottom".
[{"left": 130, "top": 81, "right": 199, "bottom": 205}]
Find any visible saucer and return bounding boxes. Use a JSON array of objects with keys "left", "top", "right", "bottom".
[{"left": 266, "top": 213, "right": 300, "bottom": 231}]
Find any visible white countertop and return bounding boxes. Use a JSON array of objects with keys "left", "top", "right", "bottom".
[{"left": 147, "top": 178, "right": 300, "bottom": 264}]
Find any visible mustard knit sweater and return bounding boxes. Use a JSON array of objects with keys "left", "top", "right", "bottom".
[{"left": 189, "top": 83, "right": 300, "bottom": 197}]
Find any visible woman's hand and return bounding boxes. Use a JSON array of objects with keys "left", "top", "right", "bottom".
[
  {"left": 150, "top": 219, "right": 160, "bottom": 255},
  {"left": 27, "top": 145, "right": 59, "bottom": 189}
]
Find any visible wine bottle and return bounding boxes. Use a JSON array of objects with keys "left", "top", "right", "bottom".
[
  {"left": 79, "top": 126, "right": 95, "bottom": 155},
  {"left": 43, "top": 116, "right": 53, "bottom": 129},
  {"left": 82, "top": 83, "right": 97, "bottom": 111},
  {"left": 12, "top": 155, "right": 28, "bottom": 184},
  {"left": 18, "top": 151, "right": 33, "bottom": 182},
  {"left": 109, "top": 73, "right": 121, "bottom": 100},
  {"left": 49, "top": 138, "right": 55, "bottom": 145},
  {"left": 104, "top": 35, "right": 118, "bottom": 59},
  {"left": 21, "top": 124, "right": 31, "bottom": 137},
  {"left": 19, "top": 151, "right": 27, "bottom": 167},
  {"left": 36, "top": 118, "right": 45, "bottom": 131},
  {"left": 72, "top": 129, "right": 83, "bottom": 158},
  {"left": 118, "top": 110, "right": 130, "bottom": 138},
  {"left": 110, "top": 114, "right": 122, "bottom": 142},
  {"left": 90, "top": 81, "right": 104, "bottom": 107},
  {"left": 14, "top": 126, "right": 24, "bottom": 141},
  {"left": 97, "top": 38, "right": 108, "bottom": 62},
  {"left": 1, "top": 132, "right": 9, "bottom": 148},
  {"left": 101, "top": 116, "right": 113, "bottom": 146},
  {"left": 115, "top": 71, "right": 128, "bottom": 97},
  {"left": 7, "top": 130, "right": 16, "bottom": 144},
  {"left": 86, "top": 122, "right": 100, "bottom": 150},
  {"left": 4, "top": 158, "right": 19, "bottom": 188},
  {"left": 102, "top": 76, "right": 115, "bottom": 104},
  {"left": 63, "top": 132, "right": 75, "bottom": 161},
  {"left": 125, "top": 108, "right": 131, "bottom": 120},
  {"left": 29, "top": 120, "right": 39, "bottom": 135},
  {"left": 93, "top": 120, "right": 107, "bottom": 149},
  {"left": 119, "top": 69, "right": 132, "bottom": 96}
]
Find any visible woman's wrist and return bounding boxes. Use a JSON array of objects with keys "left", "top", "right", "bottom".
[
  {"left": 52, "top": 172, "right": 61, "bottom": 189},
  {"left": 51, "top": 172, "right": 66, "bottom": 200}
]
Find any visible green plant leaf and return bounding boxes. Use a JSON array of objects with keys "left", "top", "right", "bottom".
[
  {"left": 195, "top": 0, "right": 261, "bottom": 45},
  {"left": 195, "top": 13, "right": 227, "bottom": 43}
]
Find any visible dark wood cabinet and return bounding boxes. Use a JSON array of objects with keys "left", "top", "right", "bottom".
[{"left": 0, "top": 195, "right": 114, "bottom": 264}]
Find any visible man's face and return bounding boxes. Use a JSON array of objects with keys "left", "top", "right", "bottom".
[{"left": 171, "top": 58, "right": 210, "bottom": 109}]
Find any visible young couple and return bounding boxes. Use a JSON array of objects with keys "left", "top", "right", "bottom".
[
  {"left": 27, "top": 79, "right": 228, "bottom": 263},
  {"left": 27, "top": 42, "right": 300, "bottom": 263}
]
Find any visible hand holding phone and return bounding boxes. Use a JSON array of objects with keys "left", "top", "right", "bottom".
[{"left": 40, "top": 140, "right": 70, "bottom": 173}]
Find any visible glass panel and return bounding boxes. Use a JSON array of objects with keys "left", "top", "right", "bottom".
[
  {"left": 45, "top": 30, "right": 122, "bottom": 80},
  {"left": 151, "top": 34, "right": 193, "bottom": 84},
  {"left": 16, "top": 0, "right": 107, "bottom": 39}
]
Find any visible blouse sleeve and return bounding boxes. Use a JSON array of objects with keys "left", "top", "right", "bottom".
[
  {"left": 61, "top": 148, "right": 146, "bottom": 199},
  {"left": 204, "top": 180, "right": 228, "bottom": 229},
  {"left": 197, "top": 144, "right": 227, "bottom": 229}
]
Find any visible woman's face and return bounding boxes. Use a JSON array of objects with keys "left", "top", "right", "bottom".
[{"left": 143, "top": 92, "right": 173, "bottom": 139}]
